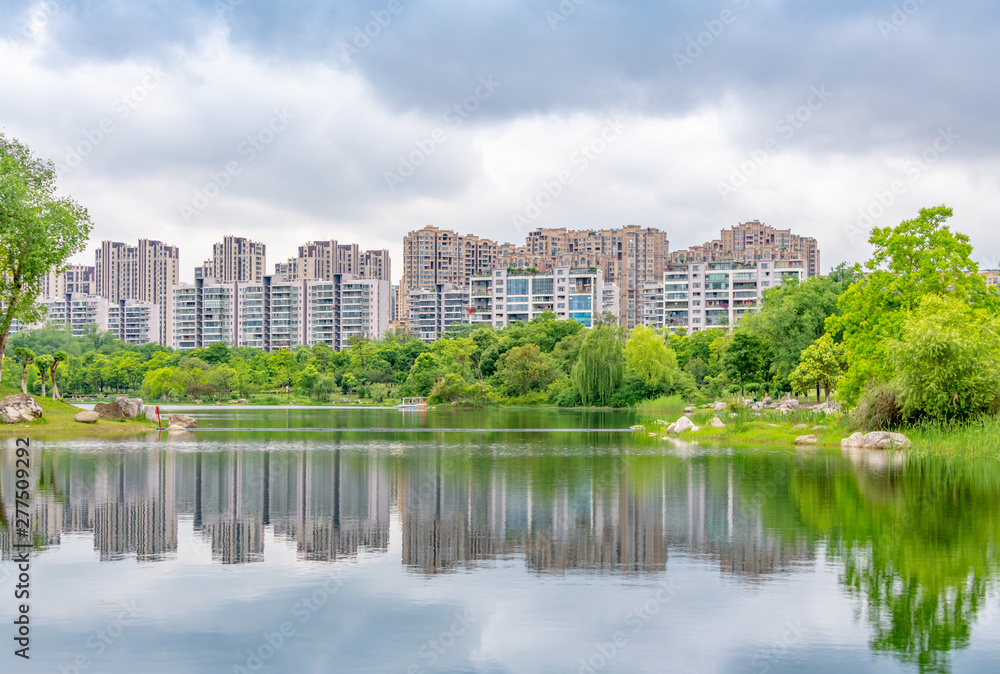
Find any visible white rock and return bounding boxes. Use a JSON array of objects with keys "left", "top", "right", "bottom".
[
  {"left": 672, "top": 415, "right": 695, "bottom": 433},
  {"left": 710, "top": 417, "right": 726, "bottom": 429},
  {"left": 795, "top": 434, "right": 818, "bottom": 445},
  {"left": 0, "top": 394, "right": 43, "bottom": 424}
]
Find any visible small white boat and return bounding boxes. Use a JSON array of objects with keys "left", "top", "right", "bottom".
[{"left": 396, "top": 397, "right": 428, "bottom": 409}]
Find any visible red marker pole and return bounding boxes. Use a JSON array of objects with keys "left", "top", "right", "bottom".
[{"left": 155, "top": 405, "right": 161, "bottom": 429}]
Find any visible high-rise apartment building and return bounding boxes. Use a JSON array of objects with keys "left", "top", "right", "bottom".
[
  {"left": 42, "top": 264, "right": 96, "bottom": 298},
  {"left": 196, "top": 235, "right": 266, "bottom": 284},
  {"left": 95, "top": 239, "right": 179, "bottom": 344},
  {"left": 670, "top": 221, "right": 820, "bottom": 278},
  {"left": 640, "top": 259, "right": 807, "bottom": 332},
  {"left": 401, "top": 227, "right": 500, "bottom": 294},
  {"left": 168, "top": 274, "right": 388, "bottom": 351},
  {"left": 401, "top": 225, "right": 667, "bottom": 328},
  {"left": 274, "top": 240, "right": 391, "bottom": 282}
]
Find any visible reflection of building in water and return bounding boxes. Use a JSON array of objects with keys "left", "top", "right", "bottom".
[
  {"left": 398, "top": 459, "right": 812, "bottom": 577},
  {"left": 2, "top": 445, "right": 811, "bottom": 575},
  {"left": 268, "top": 450, "right": 391, "bottom": 561},
  {"left": 91, "top": 450, "right": 177, "bottom": 561},
  {"left": 194, "top": 450, "right": 266, "bottom": 563}
]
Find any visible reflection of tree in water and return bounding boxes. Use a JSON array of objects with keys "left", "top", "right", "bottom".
[{"left": 791, "top": 453, "right": 1000, "bottom": 673}]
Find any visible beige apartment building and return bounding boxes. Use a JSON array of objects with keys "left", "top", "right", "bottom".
[
  {"left": 196, "top": 235, "right": 267, "bottom": 283},
  {"left": 670, "top": 220, "right": 820, "bottom": 278},
  {"left": 401, "top": 227, "right": 500, "bottom": 292},
  {"left": 401, "top": 225, "right": 669, "bottom": 328},
  {"left": 95, "top": 239, "right": 179, "bottom": 344},
  {"left": 42, "top": 264, "right": 96, "bottom": 298},
  {"left": 274, "top": 240, "right": 391, "bottom": 282}
]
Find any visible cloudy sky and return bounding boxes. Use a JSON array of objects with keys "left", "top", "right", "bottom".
[{"left": 2, "top": 0, "right": 998, "bottom": 282}]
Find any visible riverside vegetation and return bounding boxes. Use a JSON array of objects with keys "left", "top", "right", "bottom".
[{"left": 3, "top": 136, "right": 998, "bottom": 451}]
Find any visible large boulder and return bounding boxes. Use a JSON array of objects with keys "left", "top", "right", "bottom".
[
  {"left": 795, "top": 434, "right": 818, "bottom": 445},
  {"left": 841, "top": 431, "right": 911, "bottom": 450},
  {"left": 712, "top": 402, "right": 727, "bottom": 412},
  {"left": 167, "top": 414, "right": 197, "bottom": 429},
  {"left": 709, "top": 417, "right": 726, "bottom": 429},
  {"left": 94, "top": 397, "right": 144, "bottom": 420},
  {"left": 672, "top": 415, "right": 695, "bottom": 433},
  {"left": 74, "top": 411, "right": 99, "bottom": 424},
  {"left": 0, "top": 394, "right": 43, "bottom": 424}
]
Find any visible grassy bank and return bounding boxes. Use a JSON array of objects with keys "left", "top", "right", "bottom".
[
  {"left": 637, "top": 405, "right": 1000, "bottom": 456},
  {"left": 635, "top": 406, "right": 847, "bottom": 448},
  {"left": 1, "top": 388, "right": 155, "bottom": 435}
]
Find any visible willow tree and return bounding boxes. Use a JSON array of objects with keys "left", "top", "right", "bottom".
[
  {"left": 0, "top": 133, "right": 92, "bottom": 381},
  {"left": 572, "top": 324, "right": 625, "bottom": 406}
]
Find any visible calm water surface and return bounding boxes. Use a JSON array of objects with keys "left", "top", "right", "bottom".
[{"left": 2, "top": 406, "right": 1000, "bottom": 673}]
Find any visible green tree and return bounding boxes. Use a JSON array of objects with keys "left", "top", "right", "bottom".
[
  {"left": 623, "top": 326, "right": 679, "bottom": 388},
  {"left": 789, "top": 334, "right": 845, "bottom": 402},
  {"left": 735, "top": 275, "right": 844, "bottom": 381},
  {"left": 142, "top": 367, "right": 184, "bottom": 400},
  {"left": 49, "top": 349, "right": 67, "bottom": 399},
  {"left": 0, "top": 134, "right": 92, "bottom": 380},
  {"left": 722, "top": 332, "right": 773, "bottom": 393},
  {"left": 572, "top": 325, "right": 625, "bottom": 406},
  {"left": 494, "top": 344, "right": 556, "bottom": 397},
  {"left": 34, "top": 353, "right": 53, "bottom": 398},
  {"left": 827, "top": 206, "right": 997, "bottom": 406},
  {"left": 888, "top": 294, "right": 1000, "bottom": 422},
  {"left": 12, "top": 347, "right": 34, "bottom": 394}
]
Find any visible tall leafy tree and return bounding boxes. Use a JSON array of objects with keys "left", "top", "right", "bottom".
[
  {"left": 623, "top": 326, "right": 679, "bottom": 388},
  {"left": 572, "top": 325, "right": 625, "bottom": 406},
  {"left": 789, "top": 334, "right": 845, "bottom": 402},
  {"left": 34, "top": 353, "right": 53, "bottom": 398},
  {"left": 13, "top": 347, "right": 34, "bottom": 394},
  {"left": 736, "top": 276, "right": 844, "bottom": 380},
  {"left": 827, "top": 206, "right": 998, "bottom": 406},
  {"left": 0, "top": 134, "right": 92, "bottom": 380},
  {"left": 49, "top": 349, "right": 67, "bottom": 399},
  {"left": 494, "top": 344, "right": 555, "bottom": 397}
]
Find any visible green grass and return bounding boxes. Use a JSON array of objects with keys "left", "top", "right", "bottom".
[
  {"left": 903, "top": 416, "right": 1000, "bottom": 456},
  {"left": 634, "top": 395, "right": 692, "bottom": 414},
  {"left": 636, "top": 405, "right": 848, "bottom": 448},
  {"left": 0, "top": 387, "right": 155, "bottom": 435}
]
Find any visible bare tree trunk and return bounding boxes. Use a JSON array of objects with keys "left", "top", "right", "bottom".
[
  {"left": 40, "top": 372, "right": 47, "bottom": 398},
  {"left": 21, "top": 367, "right": 27, "bottom": 394}
]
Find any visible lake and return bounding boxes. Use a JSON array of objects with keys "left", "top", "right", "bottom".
[{"left": 2, "top": 406, "right": 1000, "bottom": 673}]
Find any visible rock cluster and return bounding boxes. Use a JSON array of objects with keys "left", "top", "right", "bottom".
[
  {"left": 0, "top": 394, "right": 43, "bottom": 424},
  {"left": 840, "top": 431, "right": 911, "bottom": 450},
  {"left": 94, "top": 397, "right": 144, "bottom": 420}
]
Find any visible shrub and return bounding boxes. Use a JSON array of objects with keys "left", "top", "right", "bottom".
[
  {"left": 852, "top": 381, "right": 904, "bottom": 430},
  {"left": 889, "top": 295, "right": 1000, "bottom": 422}
]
